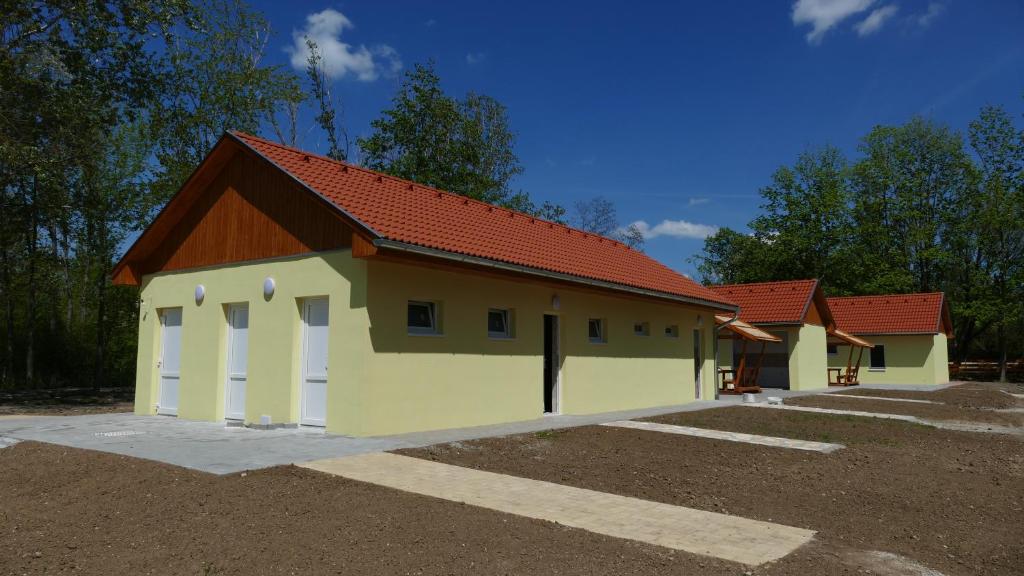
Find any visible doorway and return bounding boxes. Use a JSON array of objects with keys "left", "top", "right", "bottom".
[
  {"left": 693, "top": 328, "right": 703, "bottom": 400},
  {"left": 157, "top": 308, "right": 182, "bottom": 416},
  {"left": 300, "top": 298, "right": 329, "bottom": 427},
  {"left": 224, "top": 304, "right": 249, "bottom": 421},
  {"left": 543, "top": 314, "right": 559, "bottom": 414}
]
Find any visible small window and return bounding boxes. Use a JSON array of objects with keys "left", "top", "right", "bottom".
[
  {"left": 633, "top": 322, "right": 650, "bottom": 336},
  {"left": 664, "top": 325, "right": 679, "bottom": 338},
  {"left": 870, "top": 345, "right": 886, "bottom": 369},
  {"left": 407, "top": 301, "right": 438, "bottom": 335},
  {"left": 488, "top": 308, "right": 512, "bottom": 338},
  {"left": 588, "top": 318, "right": 606, "bottom": 343},
  {"left": 827, "top": 343, "right": 838, "bottom": 356}
]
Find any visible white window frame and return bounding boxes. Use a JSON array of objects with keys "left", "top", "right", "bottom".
[
  {"left": 588, "top": 318, "right": 606, "bottom": 344},
  {"left": 664, "top": 324, "right": 679, "bottom": 338},
  {"left": 827, "top": 343, "right": 839, "bottom": 356},
  {"left": 633, "top": 321, "right": 650, "bottom": 337},
  {"left": 487, "top": 308, "right": 513, "bottom": 339},
  {"left": 407, "top": 300, "right": 440, "bottom": 336}
]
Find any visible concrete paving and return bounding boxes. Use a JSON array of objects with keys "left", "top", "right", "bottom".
[
  {"left": 299, "top": 452, "right": 816, "bottom": 566},
  {"left": 743, "top": 402, "right": 922, "bottom": 423},
  {"left": 601, "top": 420, "right": 845, "bottom": 453},
  {"left": 828, "top": 394, "right": 940, "bottom": 404}
]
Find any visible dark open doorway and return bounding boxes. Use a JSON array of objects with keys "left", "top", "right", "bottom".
[{"left": 543, "top": 314, "right": 559, "bottom": 414}]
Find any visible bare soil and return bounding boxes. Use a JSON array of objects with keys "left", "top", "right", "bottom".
[
  {"left": 0, "top": 387, "right": 133, "bottom": 416},
  {"left": 832, "top": 382, "right": 1024, "bottom": 410},
  {"left": 786, "top": 394, "right": 1024, "bottom": 427},
  {"left": 401, "top": 407, "right": 1024, "bottom": 575},
  {"left": 0, "top": 441, "right": 748, "bottom": 576}
]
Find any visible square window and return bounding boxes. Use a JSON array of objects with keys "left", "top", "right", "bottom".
[
  {"left": 488, "top": 308, "right": 512, "bottom": 338},
  {"left": 664, "top": 325, "right": 679, "bottom": 338},
  {"left": 407, "top": 301, "right": 438, "bottom": 335},
  {"left": 588, "top": 318, "right": 606, "bottom": 343},
  {"left": 870, "top": 345, "right": 886, "bottom": 369},
  {"left": 633, "top": 322, "right": 650, "bottom": 336},
  {"left": 827, "top": 343, "right": 838, "bottom": 356}
]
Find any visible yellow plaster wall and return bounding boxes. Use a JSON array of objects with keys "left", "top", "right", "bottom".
[
  {"left": 827, "top": 333, "right": 949, "bottom": 385},
  {"left": 135, "top": 251, "right": 723, "bottom": 436},
  {"left": 134, "top": 250, "right": 368, "bottom": 427}
]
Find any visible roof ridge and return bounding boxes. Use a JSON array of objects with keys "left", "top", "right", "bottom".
[
  {"left": 713, "top": 279, "right": 817, "bottom": 289},
  {"left": 230, "top": 131, "right": 634, "bottom": 251},
  {"left": 827, "top": 292, "right": 945, "bottom": 301}
]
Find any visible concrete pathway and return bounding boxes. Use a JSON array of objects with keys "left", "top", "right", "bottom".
[
  {"left": 743, "top": 403, "right": 921, "bottom": 423},
  {"left": 830, "top": 394, "right": 939, "bottom": 404},
  {"left": 0, "top": 437, "right": 20, "bottom": 449},
  {"left": 299, "top": 452, "right": 815, "bottom": 566},
  {"left": 601, "top": 420, "right": 844, "bottom": 453}
]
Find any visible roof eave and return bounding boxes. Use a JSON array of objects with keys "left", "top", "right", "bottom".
[{"left": 374, "top": 239, "right": 738, "bottom": 312}]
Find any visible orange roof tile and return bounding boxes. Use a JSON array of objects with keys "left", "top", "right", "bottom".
[
  {"left": 231, "top": 132, "right": 734, "bottom": 309},
  {"left": 709, "top": 280, "right": 820, "bottom": 324},
  {"left": 827, "top": 293, "right": 952, "bottom": 336}
]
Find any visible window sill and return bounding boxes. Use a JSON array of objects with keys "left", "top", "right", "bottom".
[
  {"left": 408, "top": 331, "right": 444, "bottom": 338},
  {"left": 868, "top": 368, "right": 885, "bottom": 372},
  {"left": 488, "top": 335, "right": 515, "bottom": 341},
  {"left": 588, "top": 340, "right": 608, "bottom": 345}
]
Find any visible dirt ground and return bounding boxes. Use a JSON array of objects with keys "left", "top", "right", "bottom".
[
  {"left": 402, "top": 406, "right": 1024, "bottom": 576},
  {"left": 0, "top": 387, "right": 133, "bottom": 416},
  {"left": 0, "top": 441, "right": 749, "bottom": 576},
  {"left": 786, "top": 392, "right": 1024, "bottom": 427},
  {"left": 832, "top": 382, "right": 1024, "bottom": 410}
]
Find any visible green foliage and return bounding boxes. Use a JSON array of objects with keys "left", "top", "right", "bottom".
[
  {"left": 304, "top": 38, "right": 346, "bottom": 161},
  {"left": 358, "top": 62, "right": 560, "bottom": 218}
]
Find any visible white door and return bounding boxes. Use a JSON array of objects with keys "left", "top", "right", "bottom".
[
  {"left": 225, "top": 304, "right": 249, "bottom": 420},
  {"left": 158, "top": 308, "right": 182, "bottom": 416},
  {"left": 300, "top": 298, "right": 329, "bottom": 426}
]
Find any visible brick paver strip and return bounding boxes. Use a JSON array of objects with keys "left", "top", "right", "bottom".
[
  {"left": 745, "top": 403, "right": 920, "bottom": 422},
  {"left": 300, "top": 452, "right": 815, "bottom": 566},
  {"left": 831, "top": 394, "right": 939, "bottom": 404},
  {"left": 601, "top": 420, "right": 845, "bottom": 453}
]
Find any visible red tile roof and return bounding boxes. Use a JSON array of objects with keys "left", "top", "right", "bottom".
[
  {"left": 709, "top": 280, "right": 820, "bottom": 324},
  {"left": 827, "top": 293, "right": 952, "bottom": 336},
  {"left": 231, "top": 132, "right": 734, "bottom": 309}
]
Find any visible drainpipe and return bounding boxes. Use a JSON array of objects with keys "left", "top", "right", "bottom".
[{"left": 714, "top": 312, "right": 740, "bottom": 400}]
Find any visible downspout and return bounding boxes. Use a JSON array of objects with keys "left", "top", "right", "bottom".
[{"left": 714, "top": 312, "right": 740, "bottom": 400}]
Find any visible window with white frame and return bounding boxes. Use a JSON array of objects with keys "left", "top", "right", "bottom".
[
  {"left": 588, "top": 318, "right": 606, "bottom": 343},
  {"left": 664, "top": 324, "right": 679, "bottom": 338},
  {"left": 827, "top": 343, "right": 838, "bottom": 356},
  {"left": 488, "top": 308, "right": 512, "bottom": 338},
  {"left": 634, "top": 321, "right": 650, "bottom": 336},
  {"left": 407, "top": 301, "right": 439, "bottom": 335}
]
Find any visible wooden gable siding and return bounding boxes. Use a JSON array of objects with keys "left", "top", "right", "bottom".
[
  {"left": 805, "top": 299, "right": 824, "bottom": 326},
  {"left": 140, "top": 150, "right": 352, "bottom": 277}
]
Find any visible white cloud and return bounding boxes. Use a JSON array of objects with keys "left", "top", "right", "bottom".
[
  {"left": 792, "top": 0, "right": 875, "bottom": 44},
  {"left": 687, "top": 197, "right": 710, "bottom": 206},
  {"left": 628, "top": 219, "right": 719, "bottom": 240},
  {"left": 285, "top": 9, "right": 401, "bottom": 82},
  {"left": 856, "top": 5, "right": 898, "bottom": 36},
  {"left": 466, "top": 52, "right": 486, "bottom": 65},
  {"left": 916, "top": 1, "right": 946, "bottom": 28}
]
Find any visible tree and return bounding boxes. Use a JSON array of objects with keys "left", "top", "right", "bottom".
[
  {"left": 304, "top": 38, "right": 346, "bottom": 160},
  {"left": 692, "top": 227, "right": 771, "bottom": 284},
  {"left": 571, "top": 196, "right": 645, "bottom": 250},
  {"left": 359, "top": 62, "right": 562, "bottom": 216}
]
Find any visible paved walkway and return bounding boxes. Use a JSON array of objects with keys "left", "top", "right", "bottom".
[
  {"left": 299, "top": 452, "right": 815, "bottom": 566},
  {"left": 830, "top": 394, "right": 939, "bottom": 404},
  {"left": 743, "top": 403, "right": 921, "bottom": 423},
  {"left": 601, "top": 420, "right": 844, "bottom": 453}
]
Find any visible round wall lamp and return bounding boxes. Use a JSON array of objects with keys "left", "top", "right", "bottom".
[
  {"left": 194, "top": 284, "right": 206, "bottom": 306},
  {"left": 263, "top": 277, "right": 276, "bottom": 301}
]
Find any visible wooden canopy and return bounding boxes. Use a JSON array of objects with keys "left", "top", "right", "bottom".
[
  {"left": 826, "top": 329, "right": 872, "bottom": 386},
  {"left": 716, "top": 315, "right": 781, "bottom": 395}
]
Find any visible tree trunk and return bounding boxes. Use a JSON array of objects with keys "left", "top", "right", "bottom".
[
  {"left": 997, "top": 322, "right": 1008, "bottom": 383},
  {"left": 24, "top": 176, "right": 37, "bottom": 386}
]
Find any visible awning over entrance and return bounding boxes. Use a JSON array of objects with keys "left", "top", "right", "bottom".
[
  {"left": 827, "top": 328, "right": 873, "bottom": 348},
  {"left": 715, "top": 315, "right": 782, "bottom": 343}
]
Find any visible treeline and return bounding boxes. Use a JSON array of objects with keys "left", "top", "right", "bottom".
[{"left": 693, "top": 110, "right": 1024, "bottom": 378}]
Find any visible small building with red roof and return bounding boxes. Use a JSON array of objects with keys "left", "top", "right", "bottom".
[
  {"left": 710, "top": 280, "right": 834, "bottom": 391},
  {"left": 827, "top": 293, "right": 953, "bottom": 385},
  {"left": 112, "top": 132, "right": 737, "bottom": 436}
]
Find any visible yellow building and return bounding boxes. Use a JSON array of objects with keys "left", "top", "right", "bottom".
[
  {"left": 112, "top": 132, "right": 738, "bottom": 436},
  {"left": 827, "top": 293, "right": 953, "bottom": 386},
  {"left": 710, "top": 280, "right": 834, "bottom": 392}
]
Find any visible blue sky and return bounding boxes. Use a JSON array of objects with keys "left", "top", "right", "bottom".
[{"left": 249, "top": 0, "right": 1024, "bottom": 276}]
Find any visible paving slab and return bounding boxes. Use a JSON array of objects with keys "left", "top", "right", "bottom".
[
  {"left": 299, "top": 452, "right": 815, "bottom": 566},
  {"left": 601, "top": 420, "right": 845, "bottom": 453},
  {"left": 742, "top": 403, "right": 921, "bottom": 423},
  {"left": 830, "top": 394, "right": 940, "bottom": 404},
  {"left": 0, "top": 436, "right": 20, "bottom": 449}
]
